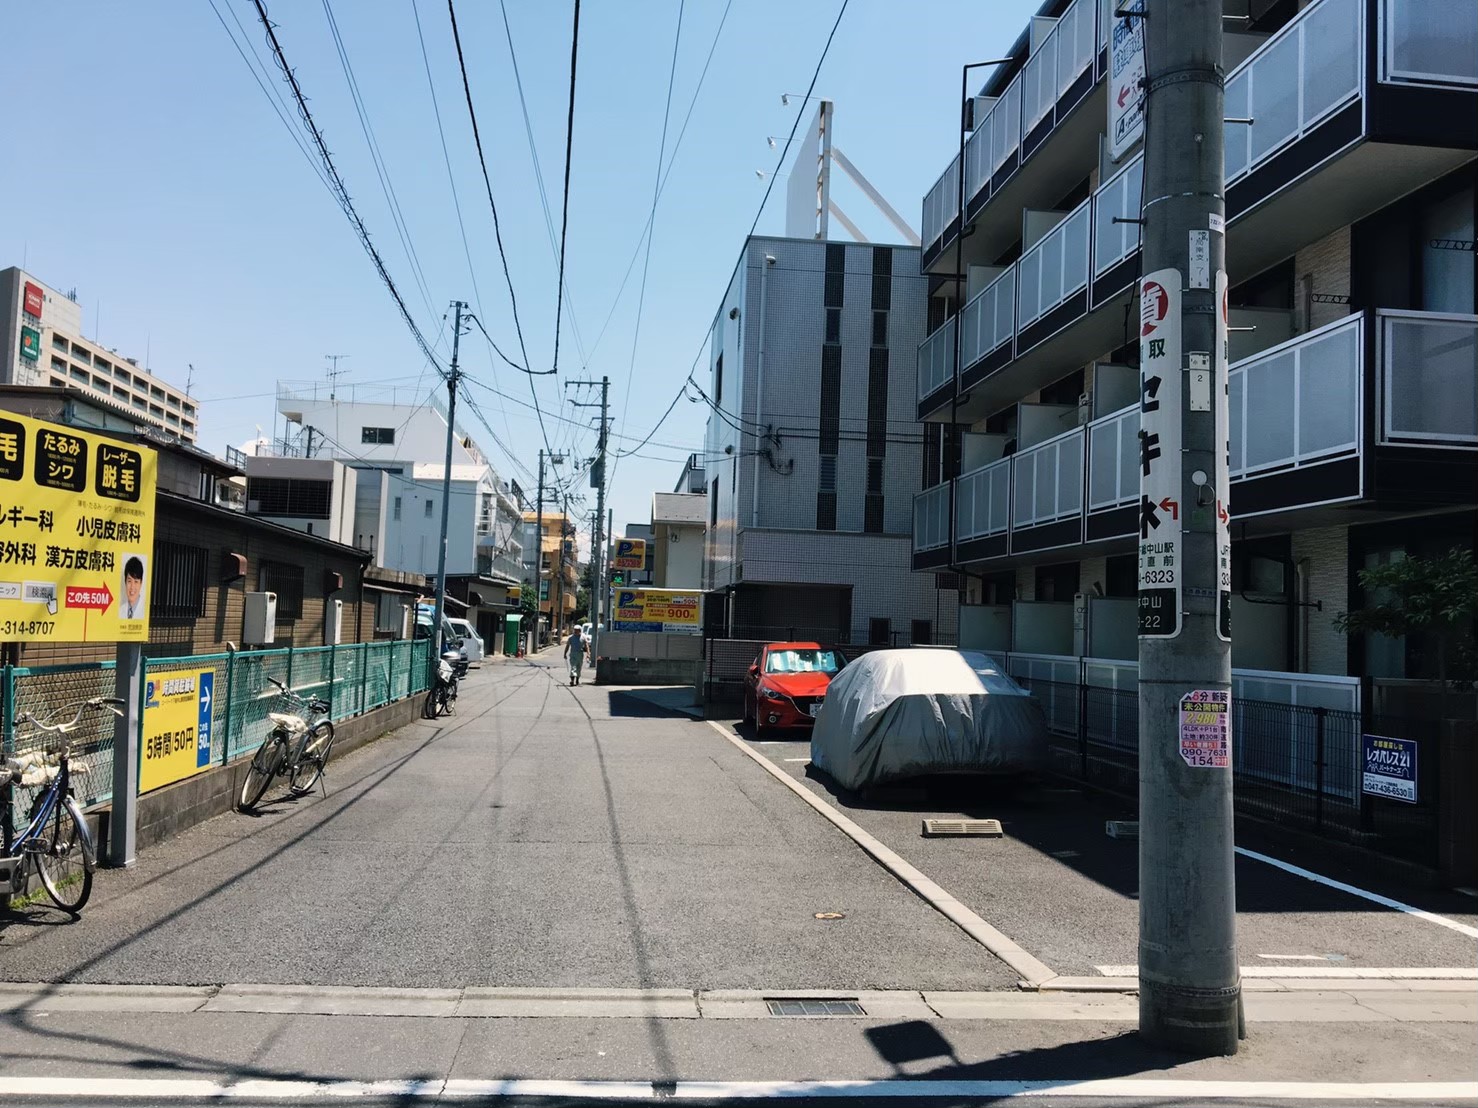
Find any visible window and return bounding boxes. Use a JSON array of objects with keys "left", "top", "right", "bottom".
[
  {"left": 52, "top": 333, "right": 68, "bottom": 351},
  {"left": 871, "top": 310, "right": 888, "bottom": 347},
  {"left": 375, "top": 592, "right": 404, "bottom": 633},
  {"left": 910, "top": 620, "right": 932, "bottom": 645},
  {"left": 819, "top": 455, "right": 837, "bottom": 493},
  {"left": 362, "top": 426, "right": 396, "bottom": 445},
  {"left": 868, "top": 617, "right": 892, "bottom": 646},
  {"left": 825, "top": 307, "right": 842, "bottom": 344},
  {"left": 258, "top": 560, "right": 304, "bottom": 619},
  {"left": 246, "top": 476, "right": 332, "bottom": 518},
  {"left": 166, "top": 394, "right": 181, "bottom": 409},
  {"left": 765, "top": 648, "right": 844, "bottom": 675},
  {"left": 152, "top": 541, "right": 207, "bottom": 622},
  {"left": 714, "top": 353, "right": 723, "bottom": 406},
  {"left": 866, "top": 458, "right": 883, "bottom": 496},
  {"left": 424, "top": 499, "right": 435, "bottom": 518},
  {"left": 392, "top": 496, "right": 402, "bottom": 521},
  {"left": 710, "top": 476, "right": 719, "bottom": 525}
]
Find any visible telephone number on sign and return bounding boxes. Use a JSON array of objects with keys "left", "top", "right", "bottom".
[
  {"left": 1140, "top": 569, "right": 1176, "bottom": 585},
  {"left": 0, "top": 619, "right": 55, "bottom": 635}
]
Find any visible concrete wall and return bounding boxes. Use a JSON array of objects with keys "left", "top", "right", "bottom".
[
  {"left": 655, "top": 523, "right": 704, "bottom": 589},
  {"left": 1294, "top": 226, "right": 1353, "bottom": 333},
  {"left": 1293, "top": 524, "right": 1351, "bottom": 675}
]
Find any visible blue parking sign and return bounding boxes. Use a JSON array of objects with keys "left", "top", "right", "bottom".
[{"left": 196, "top": 672, "right": 215, "bottom": 768}]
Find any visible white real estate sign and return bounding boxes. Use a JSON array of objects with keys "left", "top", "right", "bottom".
[{"left": 1108, "top": 3, "right": 1146, "bottom": 162}]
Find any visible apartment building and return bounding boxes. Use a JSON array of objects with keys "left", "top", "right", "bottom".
[
  {"left": 522, "top": 510, "right": 579, "bottom": 638},
  {"left": 911, "top": 0, "right": 1477, "bottom": 716},
  {"left": 704, "top": 235, "right": 957, "bottom": 646},
  {"left": 1, "top": 267, "right": 198, "bottom": 443}
]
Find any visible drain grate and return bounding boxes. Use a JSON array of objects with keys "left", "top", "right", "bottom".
[
  {"left": 766, "top": 998, "right": 867, "bottom": 1017},
  {"left": 921, "top": 818, "right": 1002, "bottom": 837}
]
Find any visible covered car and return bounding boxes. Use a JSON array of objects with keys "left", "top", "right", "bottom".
[{"left": 810, "top": 649, "right": 1047, "bottom": 790}]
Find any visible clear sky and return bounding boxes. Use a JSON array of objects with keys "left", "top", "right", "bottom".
[{"left": 0, "top": 0, "right": 1036, "bottom": 548}]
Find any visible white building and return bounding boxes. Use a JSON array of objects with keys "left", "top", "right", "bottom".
[
  {"left": 651, "top": 492, "right": 705, "bottom": 589},
  {"left": 1, "top": 266, "right": 198, "bottom": 442}
]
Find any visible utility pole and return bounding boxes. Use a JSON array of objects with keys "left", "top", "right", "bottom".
[
  {"left": 533, "top": 448, "right": 565, "bottom": 652},
  {"left": 1134, "top": 0, "right": 1239, "bottom": 1054},
  {"left": 568, "top": 375, "right": 610, "bottom": 660},
  {"left": 431, "top": 302, "right": 466, "bottom": 669}
]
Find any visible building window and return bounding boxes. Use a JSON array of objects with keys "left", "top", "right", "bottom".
[
  {"left": 869, "top": 617, "right": 891, "bottom": 646},
  {"left": 825, "top": 307, "right": 842, "bottom": 344},
  {"left": 132, "top": 395, "right": 148, "bottom": 411},
  {"left": 710, "top": 476, "right": 720, "bottom": 525},
  {"left": 362, "top": 426, "right": 396, "bottom": 445},
  {"left": 910, "top": 619, "right": 932, "bottom": 645},
  {"left": 166, "top": 395, "right": 181, "bottom": 409},
  {"left": 246, "top": 477, "right": 332, "bottom": 518},
  {"left": 714, "top": 353, "right": 723, "bottom": 407},
  {"left": 258, "top": 560, "right": 304, "bottom": 619},
  {"left": 375, "top": 592, "right": 405, "bottom": 633},
  {"left": 424, "top": 499, "right": 434, "bottom": 518},
  {"left": 70, "top": 344, "right": 90, "bottom": 364},
  {"left": 52, "top": 333, "right": 68, "bottom": 351},
  {"left": 866, "top": 458, "right": 883, "bottom": 495},
  {"left": 819, "top": 455, "right": 837, "bottom": 492},
  {"left": 393, "top": 497, "right": 402, "bottom": 521},
  {"left": 152, "top": 541, "right": 207, "bottom": 622},
  {"left": 871, "top": 310, "right": 888, "bottom": 347}
]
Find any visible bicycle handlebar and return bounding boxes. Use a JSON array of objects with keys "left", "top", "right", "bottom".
[{"left": 14, "top": 696, "right": 125, "bottom": 734}]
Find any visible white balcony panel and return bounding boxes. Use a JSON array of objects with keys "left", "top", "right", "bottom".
[
  {"left": 957, "top": 457, "right": 1011, "bottom": 542},
  {"left": 961, "top": 268, "right": 1016, "bottom": 369},
  {"left": 1013, "top": 427, "right": 1085, "bottom": 528},
  {"left": 990, "top": 76, "right": 1023, "bottom": 174},
  {"left": 1054, "top": 0, "right": 1096, "bottom": 99},
  {"left": 1092, "top": 155, "right": 1144, "bottom": 278},
  {"left": 1382, "top": 0, "right": 1478, "bottom": 86},
  {"left": 1017, "top": 200, "right": 1091, "bottom": 330},
  {"left": 922, "top": 157, "right": 960, "bottom": 250},
  {"left": 917, "top": 316, "right": 957, "bottom": 402},
  {"left": 965, "top": 121, "right": 990, "bottom": 200},
  {"left": 1229, "top": 315, "right": 1362, "bottom": 480},
  {"left": 1224, "top": 0, "right": 1362, "bottom": 186},
  {"left": 1380, "top": 312, "right": 1478, "bottom": 445},
  {"left": 1087, "top": 404, "right": 1139, "bottom": 511},
  {"left": 914, "top": 482, "right": 951, "bottom": 552},
  {"left": 1022, "top": 28, "right": 1059, "bottom": 135}
]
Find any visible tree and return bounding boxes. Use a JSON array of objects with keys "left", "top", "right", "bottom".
[
  {"left": 519, "top": 579, "right": 539, "bottom": 620},
  {"left": 1335, "top": 547, "right": 1478, "bottom": 718}
]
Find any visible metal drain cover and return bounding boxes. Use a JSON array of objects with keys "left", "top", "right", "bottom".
[
  {"left": 921, "top": 818, "right": 1002, "bottom": 837},
  {"left": 766, "top": 998, "right": 867, "bottom": 1017}
]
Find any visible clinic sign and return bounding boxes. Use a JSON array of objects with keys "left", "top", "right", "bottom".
[
  {"left": 611, "top": 588, "right": 700, "bottom": 633},
  {"left": 0, "top": 411, "right": 157, "bottom": 642},
  {"left": 613, "top": 538, "right": 646, "bottom": 571},
  {"left": 1362, "top": 734, "right": 1417, "bottom": 804},
  {"left": 140, "top": 669, "right": 216, "bottom": 793}
]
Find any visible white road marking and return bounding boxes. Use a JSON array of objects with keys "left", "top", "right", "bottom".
[
  {"left": 1097, "top": 965, "right": 1478, "bottom": 979},
  {"left": 784, "top": 757, "right": 810, "bottom": 763},
  {"left": 0, "top": 1075, "right": 1470, "bottom": 1101},
  {"left": 1257, "top": 954, "right": 1336, "bottom": 961},
  {"left": 1235, "top": 846, "right": 1478, "bottom": 939}
]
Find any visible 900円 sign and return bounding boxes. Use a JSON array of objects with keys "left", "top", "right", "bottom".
[{"left": 0, "top": 411, "right": 156, "bottom": 642}]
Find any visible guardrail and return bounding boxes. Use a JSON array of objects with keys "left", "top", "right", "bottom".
[
  {"left": 913, "top": 482, "right": 951, "bottom": 552},
  {"left": 1092, "top": 154, "right": 1143, "bottom": 278},
  {"left": 1378, "top": 311, "right": 1478, "bottom": 446},
  {"left": 960, "top": 268, "right": 1017, "bottom": 371},
  {"left": 1086, "top": 404, "right": 1139, "bottom": 511},
  {"left": 1017, "top": 199, "right": 1090, "bottom": 330},
  {"left": 1011, "top": 426, "right": 1085, "bottom": 529},
  {"left": 917, "top": 317, "right": 956, "bottom": 402},
  {"left": 921, "top": 156, "right": 960, "bottom": 251},
  {"left": 955, "top": 456, "right": 1011, "bottom": 542}
]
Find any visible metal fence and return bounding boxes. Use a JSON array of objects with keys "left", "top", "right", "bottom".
[
  {"left": 2, "top": 640, "right": 433, "bottom": 825},
  {"left": 1020, "top": 679, "right": 1441, "bottom": 867}
]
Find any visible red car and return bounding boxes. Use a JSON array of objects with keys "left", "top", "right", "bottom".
[{"left": 742, "top": 642, "right": 847, "bottom": 737}]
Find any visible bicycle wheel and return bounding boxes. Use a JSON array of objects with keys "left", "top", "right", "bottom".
[
  {"left": 289, "top": 721, "right": 336, "bottom": 796},
  {"left": 238, "top": 734, "right": 285, "bottom": 810},
  {"left": 35, "top": 796, "right": 95, "bottom": 914},
  {"left": 423, "top": 688, "right": 441, "bottom": 719}
]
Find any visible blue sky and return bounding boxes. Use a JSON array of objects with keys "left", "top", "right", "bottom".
[{"left": 0, "top": 0, "right": 1036, "bottom": 543}]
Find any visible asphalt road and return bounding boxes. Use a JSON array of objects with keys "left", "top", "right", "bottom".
[
  {"left": 720, "top": 723, "right": 1478, "bottom": 978},
  {"left": 0, "top": 658, "right": 1012, "bottom": 991}
]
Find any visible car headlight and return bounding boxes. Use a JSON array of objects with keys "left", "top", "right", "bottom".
[{"left": 760, "top": 687, "right": 784, "bottom": 700}]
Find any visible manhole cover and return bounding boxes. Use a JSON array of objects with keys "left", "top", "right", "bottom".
[
  {"left": 922, "top": 818, "right": 1002, "bottom": 837},
  {"left": 814, "top": 911, "right": 845, "bottom": 920},
  {"left": 766, "top": 998, "right": 867, "bottom": 1017}
]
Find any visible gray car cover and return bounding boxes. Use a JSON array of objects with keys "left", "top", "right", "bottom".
[{"left": 810, "top": 649, "right": 1047, "bottom": 790}]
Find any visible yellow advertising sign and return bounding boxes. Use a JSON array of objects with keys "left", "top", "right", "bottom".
[
  {"left": 612, "top": 537, "right": 646, "bottom": 570},
  {"left": 611, "top": 588, "right": 701, "bottom": 632},
  {"left": 0, "top": 410, "right": 156, "bottom": 642},
  {"left": 140, "top": 668, "right": 216, "bottom": 794}
]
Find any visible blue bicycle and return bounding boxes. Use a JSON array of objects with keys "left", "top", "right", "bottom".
[{"left": 1, "top": 696, "right": 117, "bottom": 915}]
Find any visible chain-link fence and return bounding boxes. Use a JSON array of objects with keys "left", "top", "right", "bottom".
[{"left": 2, "top": 639, "right": 434, "bottom": 828}]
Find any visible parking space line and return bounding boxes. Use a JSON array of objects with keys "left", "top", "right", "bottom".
[
  {"left": 1235, "top": 847, "right": 1478, "bottom": 939},
  {"left": 1097, "top": 965, "right": 1478, "bottom": 979},
  {"left": 707, "top": 720, "right": 1058, "bottom": 987}
]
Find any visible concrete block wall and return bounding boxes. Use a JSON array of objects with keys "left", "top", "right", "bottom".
[
  {"left": 1292, "top": 525, "right": 1350, "bottom": 676},
  {"left": 1294, "top": 226, "right": 1353, "bottom": 333}
]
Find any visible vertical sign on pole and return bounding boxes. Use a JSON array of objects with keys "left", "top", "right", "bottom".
[
  {"left": 1108, "top": 0, "right": 1147, "bottom": 162},
  {"left": 1215, "top": 269, "right": 1232, "bottom": 642},
  {"left": 1138, "top": 269, "right": 1183, "bottom": 640}
]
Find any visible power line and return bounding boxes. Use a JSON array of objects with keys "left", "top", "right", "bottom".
[
  {"left": 249, "top": 0, "right": 444, "bottom": 372},
  {"left": 551, "top": 0, "right": 582, "bottom": 381}
]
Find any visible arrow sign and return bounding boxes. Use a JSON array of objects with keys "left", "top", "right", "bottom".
[
  {"left": 1159, "top": 497, "right": 1179, "bottom": 521},
  {"left": 1217, "top": 499, "right": 1229, "bottom": 524},
  {"left": 65, "top": 584, "right": 113, "bottom": 612},
  {"left": 200, "top": 682, "right": 212, "bottom": 715},
  {"left": 1118, "top": 83, "right": 1133, "bottom": 108}
]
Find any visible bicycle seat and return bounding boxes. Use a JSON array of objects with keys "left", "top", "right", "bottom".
[{"left": 267, "top": 712, "right": 309, "bottom": 733}]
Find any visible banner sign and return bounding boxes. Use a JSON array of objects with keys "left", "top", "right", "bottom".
[
  {"left": 19, "top": 325, "right": 40, "bottom": 361},
  {"left": 1215, "top": 270, "right": 1232, "bottom": 642},
  {"left": 611, "top": 588, "right": 700, "bottom": 633},
  {"left": 613, "top": 538, "right": 646, "bottom": 571},
  {"left": 23, "top": 282, "right": 44, "bottom": 318},
  {"left": 0, "top": 411, "right": 156, "bottom": 641},
  {"left": 1108, "top": 1, "right": 1146, "bottom": 161},
  {"left": 1362, "top": 735, "right": 1417, "bottom": 804},
  {"left": 1179, "top": 689, "right": 1230, "bottom": 768},
  {"left": 1137, "top": 268, "right": 1182, "bottom": 639},
  {"left": 140, "top": 668, "right": 215, "bottom": 793}
]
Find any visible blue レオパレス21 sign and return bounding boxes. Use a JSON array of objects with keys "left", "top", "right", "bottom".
[{"left": 1361, "top": 734, "right": 1417, "bottom": 804}]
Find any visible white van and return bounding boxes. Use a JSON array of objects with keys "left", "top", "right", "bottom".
[{"left": 447, "top": 617, "right": 484, "bottom": 663}]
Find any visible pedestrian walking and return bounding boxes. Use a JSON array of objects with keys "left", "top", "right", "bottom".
[{"left": 563, "top": 624, "right": 588, "bottom": 686}]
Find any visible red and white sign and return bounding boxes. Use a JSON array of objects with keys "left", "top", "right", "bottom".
[
  {"left": 1140, "top": 279, "right": 1168, "bottom": 337},
  {"left": 66, "top": 584, "right": 114, "bottom": 612},
  {"left": 1179, "top": 689, "right": 1231, "bottom": 768},
  {"left": 23, "top": 282, "right": 44, "bottom": 319}
]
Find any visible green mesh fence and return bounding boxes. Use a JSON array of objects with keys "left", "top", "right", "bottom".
[{"left": 5, "top": 662, "right": 120, "bottom": 827}]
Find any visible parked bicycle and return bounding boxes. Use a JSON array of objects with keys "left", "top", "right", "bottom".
[
  {"left": 237, "top": 677, "right": 335, "bottom": 811},
  {"left": 1, "top": 696, "right": 118, "bottom": 915},
  {"left": 423, "top": 651, "right": 461, "bottom": 719}
]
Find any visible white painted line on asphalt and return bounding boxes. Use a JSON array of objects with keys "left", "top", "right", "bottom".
[
  {"left": 1097, "top": 965, "right": 1478, "bottom": 979},
  {"left": 707, "top": 720, "right": 1058, "bottom": 987},
  {"left": 783, "top": 757, "right": 810, "bottom": 763},
  {"left": 1235, "top": 847, "right": 1478, "bottom": 939},
  {"left": 1258, "top": 954, "right": 1336, "bottom": 961},
  {"left": 0, "top": 1075, "right": 1471, "bottom": 1101}
]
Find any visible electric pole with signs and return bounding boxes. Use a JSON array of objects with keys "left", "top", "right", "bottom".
[
  {"left": 568, "top": 375, "right": 610, "bottom": 660},
  {"left": 1133, "top": 0, "right": 1240, "bottom": 1055},
  {"left": 431, "top": 302, "right": 467, "bottom": 669}
]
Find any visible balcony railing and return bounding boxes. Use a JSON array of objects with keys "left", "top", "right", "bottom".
[
  {"left": 922, "top": 155, "right": 960, "bottom": 251},
  {"left": 1092, "top": 154, "right": 1143, "bottom": 278},
  {"left": 956, "top": 456, "right": 1011, "bottom": 541},
  {"left": 1230, "top": 314, "right": 1362, "bottom": 480},
  {"left": 1378, "top": 311, "right": 1478, "bottom": 446},
  {"left": 1087, "top": 404, "right": 1138, "bottom": 511},
  {"left": 1381, "top": 0, "right": 1478, "bottom": 87},
  {"left": 1012, "top": 426, "right": 1084, "bottom": 529},
  {"left": 917, "top": 316, "right": 956, "bottom": 402},
  {"left": 960, "top": 268, "right": 1016, "bottom": 371},
  {"left": 913, "top": 482, "right": 951, "bottom": 552},
  {"left": 1021, "top": 0, "right": 1097, "bottom": 139},
  {"left": 1017, "top": 199, "right": 1090, "bottom": 330},
  {"left": 1224, "top": 0, "right": 1362, "bottom": 185}
]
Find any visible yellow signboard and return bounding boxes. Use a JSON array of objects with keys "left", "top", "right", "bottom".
[
  {"left": 611, "top": 588, "right": 701, "bottom": 632},
  {"left": 0, "top": 410, "right": 156, "bottom": 641},
  {"left": 140, "top": 668, "right": 216, "bottom": 794},
  {"left": 613, "top": 538, "right": 646, "bottom": 570}
]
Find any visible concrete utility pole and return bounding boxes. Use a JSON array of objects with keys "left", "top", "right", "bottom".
[
  {"left": 1135, "top": 0, "right": 1239, "bottom": 1054},
  {"left": 534, "top": 449, "right": 546, "bottom": 654},
  {"left": 568, "top": 375, "right": 610, "bottom": 660},
  {"left": 431, "top": 301, "right": 466, "bottom": 668}
]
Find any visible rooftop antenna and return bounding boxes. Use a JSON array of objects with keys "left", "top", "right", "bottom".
[
  {"left": 186, "top": 363, "right": 197, "bottom": 396},
  {"left": 325, "top": 353, "right": 350, "bottom": 399},
  {"left": 783, "top": 100, "right": 921, "bottom": 245}
]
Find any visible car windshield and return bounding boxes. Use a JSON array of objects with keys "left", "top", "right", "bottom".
[{"left": 765, "top": 648, "right": 843, "bottom": 674}]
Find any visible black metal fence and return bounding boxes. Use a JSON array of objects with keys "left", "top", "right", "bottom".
[{"left": 1021, "top": 679, "right": 1442, "bottom": 868}]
